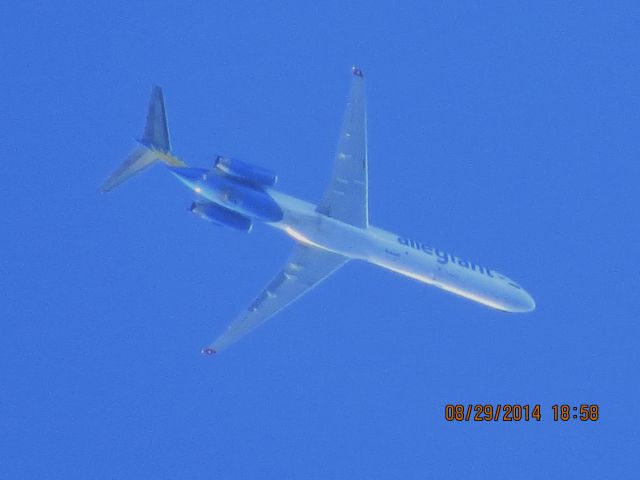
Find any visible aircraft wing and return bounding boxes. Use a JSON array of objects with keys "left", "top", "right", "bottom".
[
  {"left": 204, "top": 244, "right": 349, "bottom": 354},
  {"left": 316, "top": 67, "right": 368, "bottom": 228}
]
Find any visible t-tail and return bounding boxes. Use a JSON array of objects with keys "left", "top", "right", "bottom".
[{"left": 100, "top": 86, "right": 186, "bottom": 192}]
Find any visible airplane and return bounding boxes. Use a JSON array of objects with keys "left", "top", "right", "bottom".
[{"left": 101, "top": 67, "right": 535, "bottom": 355}]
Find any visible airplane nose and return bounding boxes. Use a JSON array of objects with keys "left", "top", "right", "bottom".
[{"left": 517, "top": 290, "right": 536, "bottom": 313}]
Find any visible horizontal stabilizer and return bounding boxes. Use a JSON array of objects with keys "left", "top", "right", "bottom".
[{"left": 100, "top": 147, "right": 159, "bottom": 192}]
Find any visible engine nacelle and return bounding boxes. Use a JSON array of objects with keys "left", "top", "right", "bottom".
[
  {"left": 190, "top": 202, "right": 253, "bottom": 232},
  {"left": 214, "top": 156, "right": 278, "bottom": 187}
]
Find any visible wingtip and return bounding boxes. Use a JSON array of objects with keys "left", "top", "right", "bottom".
[
  {"left": 352, "top": 66, "right": 364, "bottom": 78},
  {"left": 99, "top": 180, "right": 114, "bottom": 193}
]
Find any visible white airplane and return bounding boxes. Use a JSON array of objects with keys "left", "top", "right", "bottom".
[{"left": 102, "top": 67, "right": 535, "bottom": 354}]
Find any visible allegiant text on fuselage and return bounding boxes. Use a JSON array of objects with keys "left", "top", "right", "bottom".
[{"left": 397, "top": 237, "right": 495, "bottom": 278}]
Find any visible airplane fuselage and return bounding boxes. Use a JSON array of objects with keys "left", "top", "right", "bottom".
[
  {"left": 104, "top": 72, "right": 535, "bottom": 354},
  {"left": 172, "top": 167, "right": 535, "bottom": 313}
]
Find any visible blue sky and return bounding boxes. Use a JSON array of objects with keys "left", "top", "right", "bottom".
[{"left": 1, "top": 1, "right": 639, "bottom": 478}]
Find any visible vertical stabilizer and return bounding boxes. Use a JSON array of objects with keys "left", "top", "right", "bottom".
[
  {"left": 140, "top": 86, "right": 171, "bottom": 152},
  {"left": 100, "top": 86, "right": 185, "bottom": 192}
]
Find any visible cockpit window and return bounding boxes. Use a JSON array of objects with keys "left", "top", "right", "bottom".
[{"left": 508, "top": 281, "right": 522, "bottom": 290}]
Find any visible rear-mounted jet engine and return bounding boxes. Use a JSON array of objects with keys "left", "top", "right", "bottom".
[
  {"left": 214, "top": 156, "right": 278, "bottom": 188},
  {"left": 190, "top": 202, "right": 253, "bottom": 232}
]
